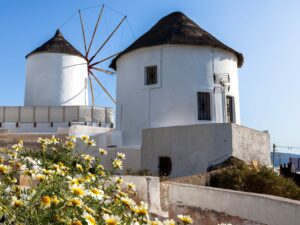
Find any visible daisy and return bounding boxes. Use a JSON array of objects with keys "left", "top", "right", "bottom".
[
  {"left": 41, "top": 195, "right": 51, "bottom": 208},
  {"left": 11, "top": 196, "right": 23, "bottom": 207},
  {"left": 177, "top": 215, "right": 193, "bottom": 224},
  {"left": 103, "top": 214, "right": 120, "bottom": 225},
  {"left": 0, "top": 164, "right": 11, "bottom": 174},
  {"left": 112, "top": 159, "right": 123, "bottom": 170},
  {"left": 69, "top": 185, "right": 86, "bottom": 197},
  {"left": 69, "top": 198, "right": 83, "bottom": 207},
  {"left": 163, "top": 219, "right": 176, "bottom": 225},
  {"left": 99, "top": 148, "right": 108, "bottom": 155},
  {"left": 126, "top": 182, "right": 136, "bottom": 191},
  {"left": 88, "top": 188, "right": 104, "bottom": 200},
  {"left": 83, "top": 212, "right": 96, "bottom": 225},
  {"left": 116, "top": 152, "right": 126, "bottom": 160}
]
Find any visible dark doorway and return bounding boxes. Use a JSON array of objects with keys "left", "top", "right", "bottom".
[{"left": 159, "top": 156, "right": 172, "bottom": 176}]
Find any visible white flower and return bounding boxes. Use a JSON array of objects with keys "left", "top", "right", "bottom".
[
  {"left": 117, "top": 152, "right": 126, "bottom": 159},
  {"left": 99, "top": 148, "right": 108, "bottom": 155},
  {"left": 126, "top": 182, "right": 136, "bottom": 191},
  {"left": 88, "top": 188, "right": 104, "bottom": 200},
  {"left": 83, "top": 211, "right": 96, "bottom": 225},
  {"left": 103, "top": 214, "right": 120, "bottom": 225}
]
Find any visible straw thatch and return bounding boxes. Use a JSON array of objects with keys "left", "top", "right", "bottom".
[
  {"left": 110, "top": 12, "right": 243, "bottom": 70},
  {"left": 26, "top": 29, "right": 85, "bottom": 59}
]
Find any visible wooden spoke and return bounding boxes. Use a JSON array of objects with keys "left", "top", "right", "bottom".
[
  {"left": 88, "top": 74, "right": 95, "bottom": 107},
  {"left": 86, "top": 5, "right": 104, "bottom": 57},
  {"left": 91, "top": 67, "right": 115, "bottom": 75},
  {"left": 90, "top": 71, "right": 116, "bottom": 104},
  {"left": 79, "top": 10, "right": 88, "bottom": 54},
  {"left": 90, "top": 52, "right": 120, "bottom": 67},
  {"left": 89, "top": 15, "right": 127, "bottom": 62}
]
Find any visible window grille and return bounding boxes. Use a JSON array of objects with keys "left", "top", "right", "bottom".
[
  {"left": 145, "top": 66, "right": 157, "bottom": 85},
  {"left": 197, "top": 92, "right": 211, "bottom": 120},
  {"left": 226, "top": 96, "right": 234, "bottom": 123}
]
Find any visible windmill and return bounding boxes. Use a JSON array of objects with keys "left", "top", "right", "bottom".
[
  {"left": 213, "top": 73, "right": 230, "bottom": 122},
  {"left": 72, "top": 5, "right": 128, "bottom": 106}
]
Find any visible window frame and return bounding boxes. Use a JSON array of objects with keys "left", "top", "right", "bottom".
[
  {"left": 197, "top": 92, "right": 211, "bottom": 121},
  {"left": 144, "top": 65, "right": 158, "bottom": 86},
  {"left": 226, "top": 95, "right": 234, "bottom": 123}
]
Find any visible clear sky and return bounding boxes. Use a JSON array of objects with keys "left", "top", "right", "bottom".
[{"left": 0, "top": 0, "right": 300, "bottom": 153}]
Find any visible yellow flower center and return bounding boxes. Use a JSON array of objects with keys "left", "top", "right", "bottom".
[
  {"left": 41, "top": 196, "right": 51, "bottom": 207},
  {"left": 72, "top": 187, "right": 85, "bottom": 196},
  {"left": 106, "top": 218, "right": 118, "bottom": 225}
]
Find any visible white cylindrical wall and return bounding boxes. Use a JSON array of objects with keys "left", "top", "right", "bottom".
[
  {"left": 116, "top": 45, "right": 240, "bottom": 145},
  {"left": 24, "top": 53, "right": 88, "bottom": 106}
]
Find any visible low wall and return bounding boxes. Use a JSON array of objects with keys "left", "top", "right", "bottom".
[
  {"left": 142, "top": 124, "right": 270, "bottom": 177},
  {"left": 167, "top": 182, "right": 300, "bottom": 225}
]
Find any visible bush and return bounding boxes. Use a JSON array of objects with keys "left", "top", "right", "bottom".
[
  {"left": 210, "top": 161, "right": 300, "bottom": 201},
  {"left": 0, "top": 136, "right": 192, "bottom": 225}
]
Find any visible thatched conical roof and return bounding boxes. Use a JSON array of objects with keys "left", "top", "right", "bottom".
[
  {"left": 26, "top": 29, "right": 85, "bottom": 59},
  {"left": 110, "top": 12, "right": 243, "bottom": 69}
]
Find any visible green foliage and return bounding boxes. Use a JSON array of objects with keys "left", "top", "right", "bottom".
[
  {"left": 0, "top": 136, "right": 190, "bottom": 225},
  {"left": 210, "top": 162, "right": 300, "bottom": 201}
]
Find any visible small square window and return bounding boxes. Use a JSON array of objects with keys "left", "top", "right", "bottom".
[{"left": 145, "top": 66, "right": 157, "bottom": 85}]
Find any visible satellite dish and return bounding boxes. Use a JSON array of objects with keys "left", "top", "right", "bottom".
[{"left": 213, "top": 73, "right": 230, "bottom": 93}]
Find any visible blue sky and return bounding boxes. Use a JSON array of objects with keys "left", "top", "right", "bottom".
[{"left": 0, "top": 0, "right": 300, "bottom": 153}]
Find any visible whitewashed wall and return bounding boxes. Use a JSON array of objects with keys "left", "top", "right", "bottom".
[
  {"left": 24, "top": 53, "right": 88, "bottom": 106},
  {"left": 116, "top": 45, "right": 240, "bottom": 145}
]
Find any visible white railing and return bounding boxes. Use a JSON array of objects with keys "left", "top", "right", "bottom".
[{"left": 0, "top": 106, "right": 113, "bottom": 124}]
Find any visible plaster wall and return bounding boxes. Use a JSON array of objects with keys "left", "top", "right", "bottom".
[
  {"left": 141, "top": 124, "right": 270, "bottom": 177},
  {"left": 168, "top": 182, "right": 300, "bottom": 225},
  {"left": 24, "top": 53, "right": 88, "bottom": 106},
  {"left": 116, "top": 45, "right": 240, "bottom": 145}
]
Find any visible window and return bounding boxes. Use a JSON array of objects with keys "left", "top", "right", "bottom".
[
  {"left": 198, "top": 92, "right": 211, "bottom": 120},
  {"left": 145, "top": 66, "right": 157, "bottom": 85},
  {"left": 226, "top": 96, "right": 234, "bottom": 123}
]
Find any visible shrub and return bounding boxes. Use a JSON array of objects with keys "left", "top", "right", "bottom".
[
  {"left": 210, "top": 161, "right": 300, "bottom": 200},
  {"left": 0, "top": 136, "right": 192, "bottom": 225}
]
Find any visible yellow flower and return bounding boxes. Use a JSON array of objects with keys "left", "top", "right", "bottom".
[
  {"left": 65, "top": 141, "right": 76, "bottom": 149},
  {"left": 71, "top": 220, "right": 82, "bottom": 225},
  {"left": 12, "top": 140, "right": 23, "bottom": 151},
  {"left": 69, "top": 198, "right": 83, "bottom": 207},
  {"left": 36, "top": 174, "right": 46, "bottom": 182},
  {"left": 133, "top": 202, "right": 148, "bottom": 216},
  {"left": 177, "top": 215, "right": 193, "bottom": 224},
  {"left": 0, "top": 164, "right": 11, "bottom": 174},
  {"left": 87, "top": 139, "right": 96, "bottom": 146},
  {"left": 99, "top": 148, "right": 108, "bottom": 155},
  {"left": 127, "top": 182, "right": 136, "bottom": 191},
  {"left": 103, "top": 214, "right": 120, "bottom": 225},
  {"left": 81, "top": 135, "right": 90, "bottom": 143},
  {"left": 50, "top": 135, "right": 60, "bottom": 145},
  {"left": 83, "top": 206, "right": 95, "bottom": 214},
  {"left": 116, "top": 152, "right": 126, "bottom": 160},
  {"left": 70, "top": 185, "right": 86, "bottom": 197},
  {"left": 52, "top": 195, "right": 60, "bottom": 205},
  {"left": 67, "top": 135, "right": 77, "bottom": 143},
  {"left": 76, "top": 164, "right": 83, "bottom": 172},
  {"left": 163, "top": 219, "right": 176, "bottom": 225},
  {"left": 115, "top": 177, "right": 124, "bottom": 184},
  {"left": 12, "top": 197, "right": 23, "bottom": 207},
  {"left": 82, "top": 154, "right": 95, "bottom": 162},
  {"left": 83, "top": 212, "right": 96, "bottom": 225},
  {"left": 41, "top": 196, "right": 51, "bottom": 208},
  {"left": 112, "top": 159, "right": 123, "bottom": 170},
  {"left": 120, "top": 196, "right": 135, "bottom": 207},
  {"left": 150, "top": 219, "right": 163, "bottom": 225}
]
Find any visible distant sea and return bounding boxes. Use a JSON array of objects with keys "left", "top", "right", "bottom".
[{"left": 271, "top": 152, "right": 300, "bottom": 167}]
